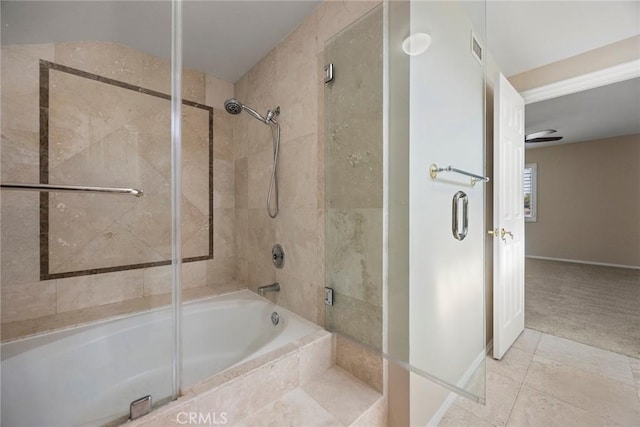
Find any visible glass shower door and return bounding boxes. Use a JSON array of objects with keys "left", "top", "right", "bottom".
[
  {"left": 325, "top": 0, "right": 487, "bottom": 402},
  {"left": 0, "top": 1, "right": 180, "bottom": 425}
]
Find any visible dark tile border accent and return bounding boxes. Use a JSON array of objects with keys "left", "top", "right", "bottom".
[{"left": 39, "top": 60, "right": 214, "bottom": 281}]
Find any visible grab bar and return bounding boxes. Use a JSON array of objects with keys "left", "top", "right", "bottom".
[
  {"left": 429, "top": 163, "right": 490, "bottom": 186},
  {"left": 0, "top": 183, "right": 144, "bottom": 197}
]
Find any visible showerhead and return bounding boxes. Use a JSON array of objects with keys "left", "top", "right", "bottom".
[
  {"left": 223, "top": 98, "right": 279, "bottom": 125},
  {"left": 224, "top": 98, "right": 243, "bottom": 115}
]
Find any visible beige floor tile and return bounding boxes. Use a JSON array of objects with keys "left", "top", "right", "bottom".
[
  {"left": 302, "top": 367, "right": 381, "bottom": 426},
  {"left": 487, "top": 346, "right": 534, "bottom": 384},
  {"left": 630, "top": 358, "right": 640, "bottom": 400},
  {"left": 455, "top": 371, "right": 520, "bottom": 427},
  {"left": 536, "top": 333, "right": 634, "bottom": 386},
  {"left": 234, "top": 389, "right": 344, "bottom": 427},
  {"left": 438, "top": 405, "right": 492, "bottom": 427},
  {"left": 512, "top": 328, "right": 541, "bottom": 353},
  {"left": 524, "top": 355, "right": 640, "bottom": 426},
  {"left": 507, "top": 386, "right": 622, "bottom": 427}
]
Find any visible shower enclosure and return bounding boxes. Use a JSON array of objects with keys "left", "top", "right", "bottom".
[
  {"left": 0, "top": 1, "right": 186, "bottom": 425},
  {"left": 324, "top": 0, "right": 488, "bottom": 405}
]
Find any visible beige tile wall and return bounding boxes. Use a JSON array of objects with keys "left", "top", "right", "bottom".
[
  {"left": 1, "top": 41, "right": 236, "bottom": 327},
  {"left": 232, "top": 0, "right": 381, "bottom": 329}
]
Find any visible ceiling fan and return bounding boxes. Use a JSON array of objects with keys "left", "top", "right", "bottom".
[{"left": 525, "top": 129, "right": 563, "bottom": 143}]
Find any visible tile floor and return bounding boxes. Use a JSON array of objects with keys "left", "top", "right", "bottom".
[{"left": 440, "top": 328, "right": 640, "bottom": 427}]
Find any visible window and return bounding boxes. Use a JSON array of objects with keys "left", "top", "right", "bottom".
[{"left": 524, "top": 163, "right": 537, "bottom": 222}]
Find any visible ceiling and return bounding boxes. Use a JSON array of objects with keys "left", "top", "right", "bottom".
[
  {"left": 1, "top": 1, "right": 322, "bottom": 82},
  {"left": 487, "top": 1, "right": 640, "bottom": 77},
  {"left": 525, "top": 77, "right": 640, "bottom": 149},
  {"left": 3, "top": 1, "right": 638, "bottom": 82}
]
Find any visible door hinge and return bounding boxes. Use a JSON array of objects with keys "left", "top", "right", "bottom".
[{"left": 324, "top": 287, "right": 334, "bottom": 305}]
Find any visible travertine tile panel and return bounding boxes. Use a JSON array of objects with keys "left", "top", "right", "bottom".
[
  {"left": 54, "top": 42, "right": 144, "bottom": 87},
  {"left": 315, "top": 0, "right": 381, "bottom": 52},
  {"left": 206, "top": 74, "right": 234, "bottom": 112},
  {"left": 206, "top": 257, "right": 236, "bottom": 286},
  {"left": 143, "top": 265, "right": 172, "bottom": 296},
  {"left": 326, "top": 290, "right": 382, "bottom": 351},
  {"left": 524, "top": 355, "right": 640, "bottom": 426},
  {"left": 247, "top": 146, "right": 275, "bottom": 209},
  {"left": 630, "top": 358, "right": 640, "bottom": 399},
  {"left": 507, "top": 386, "right": 622, "bottom": 427},
  {"left": 335, "top": 334, "right": 383, "bottom": 393},
  {"left": 182, "top": 261, "right": 207, "bottom": 289},
  {"left": 247, "top": 208, "right": 276, "bottom": 267},
  {"left": 486, "top": 346, "right": 533, "bottom": 384},
  {"left": 512, "top": 328, "right": 541, "bottom": 353},
  {"left": 56, "top": 269, "right": 143, "bottom": 312},
  {"left": 299, "top": 332, "right": 334, "bottom": 385},
  {"left": 302, "top": 366, "right": 381, "bottom": 426},
  {"left": 213, "top": 107, "right": 233, "bottom": 160},
  {"left": 455, "top": 371, "right": 520, "bottom": 427},
  {"left": 0, "top": 192, "right": 40, "bottom": 285},
  {"left": 439, "top": 405, "right": 492, "bottom": 427},
  {"left": 326, "top": 208, "right": 382, "bottom": 306},
  {"left": 234, "top": 389, "right": 343, "bottom": 427},
  {"left": 275, "top": 208, "right": 322, "bottom": 283},
  {"left": 278, "top": 133, "right": 318, "bottom": 209},
  {"left": 1, "top": 280, "right": 57, "bottom": 323},
  {"left": 196, "top": 352, "right": 299, "bottom": 425},
  {"left": 536, "top": 333, "right": 634, "bottom": 386},
  {"left": 213, "top": 208, "right": 234, "bottom": 258},
  {"left": 234, "top": 157, "right": 248, "bottom": 209},
  {"left": 276, "top": 269, "right": 321, "bottom": 324}
]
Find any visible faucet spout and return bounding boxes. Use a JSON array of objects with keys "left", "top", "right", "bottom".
[{"left": 257, "top": 282, "right": 280, "bottom": 296}]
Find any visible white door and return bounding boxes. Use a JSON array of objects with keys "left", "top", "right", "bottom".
[{"left": 493, "top": 73, "right": 525, "bottom": 360}]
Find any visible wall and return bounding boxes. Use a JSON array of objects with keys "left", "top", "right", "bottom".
[
  {"left": 509, "top": 35, "right": 640, "bottom": 92},
  {"left": 525, "top": 134, "right": 640, "bottom": 267},
  {"left": 1, "top": 41, "right": 237, "bottom": 334},
  {"left": 232, "top": 1, "right": 380, "bottom": 325}
]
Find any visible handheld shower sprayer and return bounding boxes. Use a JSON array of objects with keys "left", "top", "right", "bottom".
[{"left": 223, "top": 99, "right": 281, "bottom": 218}]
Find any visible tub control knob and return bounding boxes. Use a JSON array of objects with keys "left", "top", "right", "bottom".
[{"left": 272, "top": 244, "right": 285, "bottom": 269}]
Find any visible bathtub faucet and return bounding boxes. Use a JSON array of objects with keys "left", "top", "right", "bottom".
[{"left": 257, "top": 282, "right": 280, "bottom": 296}]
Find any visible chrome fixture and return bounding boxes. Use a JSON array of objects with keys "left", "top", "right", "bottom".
[
  {"left": 130, "top": 395, "right": 152, "bottom": 420},
  {"left": 429, "top": 163, "right": 490, "bottom": 186},
  {"left": 324, "top": 63, "right": 334, "bottom": 83},
  {"left": 324, "top": 287, "right": 334, "bottom": 306},
  {"left": 0, "top": 183, "right": 143, "bottom": 197},
  {"left": 224, "top": 98, "right": 281, "bottom": 218},
  {"left": 271, "top": 312, "right": 280, "bottom": 326},
  {"left": 257, "top": 282, "right": 280, "bottom": 296},
  {"left": 272, "top": 244, "right": 285, "bottom": 269},
  {"left": 452, "top": 191, "right": 469, "bottom": 241}
]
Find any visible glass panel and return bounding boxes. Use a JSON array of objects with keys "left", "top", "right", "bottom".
[
  {"left": 325, "top": 5, "right": 384, "bottom": 352},
  {"left": 326, "top": 0, "right": 487, "bottom": 403},
  {"left": 1, "top": 1, "right": 176, "bottom": 425}
]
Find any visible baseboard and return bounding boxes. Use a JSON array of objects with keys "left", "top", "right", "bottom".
[
  {"left": 526, "top": 255, "right": 640, "bottom": 270},
  {"left": 426, "top": 339, "right": 493, "bottom": 427}
]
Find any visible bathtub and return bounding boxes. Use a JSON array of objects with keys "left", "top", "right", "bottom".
[{"left": 1, "top": 289, "right": 320, "bottom": 427}]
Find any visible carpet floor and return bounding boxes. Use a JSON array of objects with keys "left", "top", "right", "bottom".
[{"left": 525, "top": 258, "right": 640, "bottom": 359}]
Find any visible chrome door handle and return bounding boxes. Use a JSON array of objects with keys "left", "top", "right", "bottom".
[{"left": 452, "top": 191, "right": 468, "bottom": 241}]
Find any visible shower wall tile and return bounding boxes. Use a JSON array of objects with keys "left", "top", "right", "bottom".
[
  {"left": 213, "top": 107, "right": 233, "bottom": 160},
  {"left": 212, "top": 158, "right": 234, "bottom": 209},
  {"left": 206, "top": 257, "right": 237, "bottom": 286},
  {"left": 326, "top": 208, "right": 382, "bottom": 307},
  {"left": 234, "top": 157, "right": 248, "bottom": 208},
  {"left": 56, "top": 269, "right": 144, "bottom": 313},
  {"left": 205, "top": 74, "right": 234, "bottom": 113},
  {"left": 1, "top": 280, "right": 57, "bottom": 323},
  {"left": 315, "top": 0, "right": 381, "bottom": 53},
  {"left": 278, "top": 132, "right": 318, "bottom": 209},
  {"left": 247, "top": 209, "right": 276, "bottom": 267},
  {"left": 276, "top": 269, "right": 322, "bottom": 325},
  {"left": 247, "top": 146, "right": 275, "bottom": 209},
  {"left": 213, "top": 209, "right": 235, "bottom": 258},
  {"left": 2, "top": 41, "right": 237, "bottom": 332},
  {"left": 335, "top": 334, "right": 383, "bottom": 393}
]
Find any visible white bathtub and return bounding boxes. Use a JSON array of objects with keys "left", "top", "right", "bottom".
[{"left": 1, "top": 289, "right": 320, "bottom": 427}]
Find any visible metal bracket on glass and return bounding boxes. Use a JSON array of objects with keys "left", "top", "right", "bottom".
[
  {"left": 324, "top": 287, "right": 334, "bottom": 306},
  {"left": 324, "top": 63, "right": 334, "bottom": 84},
  {"left": 429, "top": 163, "right": 489, "bottom": 186}
]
